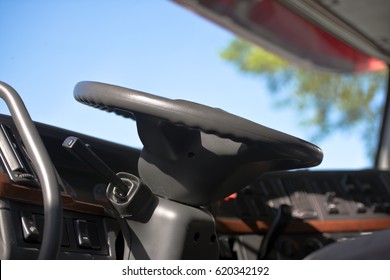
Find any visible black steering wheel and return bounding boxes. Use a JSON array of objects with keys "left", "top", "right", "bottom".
[{"left": 74, "top": 81, "right": 323, "bottom": 205}]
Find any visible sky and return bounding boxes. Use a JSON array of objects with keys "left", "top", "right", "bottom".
[{"left": 0, "top": 0, "right": 375, "bottom": 169}]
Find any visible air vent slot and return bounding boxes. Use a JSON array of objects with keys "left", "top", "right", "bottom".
[{"left": 0, "top": 123, "right": 38, "bottom": 186}]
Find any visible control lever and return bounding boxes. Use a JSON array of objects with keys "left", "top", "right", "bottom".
[
  {"left": 257, "top": 204, "right": 292, "bottom": 259},
  {"left": 63, "top": 136, "right": 217, "bottom": 259},
  {"left": 62, "top": 136, "right": 156, "bottom": 221},
  {"left": 62, "top": 136, "right": 129, "bottom": 198}
]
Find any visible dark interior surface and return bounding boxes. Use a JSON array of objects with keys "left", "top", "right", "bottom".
[{"left": 1, "top": 113, "right": 390, "bottom": 259}]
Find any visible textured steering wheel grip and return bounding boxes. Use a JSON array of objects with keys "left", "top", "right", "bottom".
[{"left": 74, "top": 81, "right": 323, "bottom": 168}]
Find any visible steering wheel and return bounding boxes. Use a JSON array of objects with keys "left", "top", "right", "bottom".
[
  {"left": 74, "top": 81, "right": 323, "bottom": 205},
  {"left": 0, "top": 82, "right": 62, "bottom": 259}
]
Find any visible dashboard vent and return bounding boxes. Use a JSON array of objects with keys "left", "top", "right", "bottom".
[{"left": 0, "top": 123, "right": 38, "bottom": 186}]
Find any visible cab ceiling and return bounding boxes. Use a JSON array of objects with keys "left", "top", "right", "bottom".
[{"left": 281, "top": 0, "right": 390, "bottom": 63}]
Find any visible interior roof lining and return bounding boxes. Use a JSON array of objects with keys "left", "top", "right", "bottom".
[{"left": 280, "top": 0, "right": 390, "bottom": 63}]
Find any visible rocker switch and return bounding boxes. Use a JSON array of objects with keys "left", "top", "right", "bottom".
[
  {"left": 74, "top": 220, "right": 101, "bottom": 250},
  {"left": 20, "top": 212, "right": 40, "bottom": 243}
]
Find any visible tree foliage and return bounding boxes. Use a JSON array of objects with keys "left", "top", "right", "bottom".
[{"left": 221, "top": 39, "right": 388, "bottom": 160}]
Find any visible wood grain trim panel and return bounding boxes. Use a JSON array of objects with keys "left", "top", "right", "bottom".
[
  {"left": 0, "top": 173, "right": 105, "bottom": 216},
  {"left": 306, "top": 219, "right": 390, "bottom": 233},
  {"left": 216, "top": 218, "right": 390, "bottom": 234}
]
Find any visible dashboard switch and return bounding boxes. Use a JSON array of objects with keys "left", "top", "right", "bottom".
[
  {"left": 356, "top": 202, "right": 367, "bottom": 214},
  {"left": 325, "top": 192, "right": 339, "bottom": 214},
  {"left": 325, "top": 192, "right": 336, "bottom": 204},
  {"left": 74, "top": 220, "right": 101, "bottom": 250},
  {"left": 20, "top": 212, "right": 40, "bottom": 243},
  {"left": 327, "top": 203, "right": 339, "bottom": 214}
]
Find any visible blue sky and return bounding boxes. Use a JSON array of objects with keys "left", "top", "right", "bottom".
[{"left": 0, "top": 0, "right": 373, "bottom": 169}]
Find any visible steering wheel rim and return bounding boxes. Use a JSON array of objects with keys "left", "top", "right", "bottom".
[
  {"left": 0, "top": 82, "right": 62, "bottom": 259},
  {"left": 75, "top": 81, "right": 322, "bottom": 167}
]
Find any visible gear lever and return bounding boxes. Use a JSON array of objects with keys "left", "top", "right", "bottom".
[{"left": 63, "top": 136, "right": 129, "bottom": 197}]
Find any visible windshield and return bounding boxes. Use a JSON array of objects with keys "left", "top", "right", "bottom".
[{"left": 0, "top": 0, "right": 388, "bottom": 170}]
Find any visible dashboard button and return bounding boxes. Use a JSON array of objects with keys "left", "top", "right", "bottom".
[
  {"left": 327, "top": 203, "right": 339, "bottom": 214},
  {"left": 356, "top": 202, "right": 367, "bottom": 214},
  {"left": 20, "top": 212, "right": 40, "bottom": 243},
  {"left": 74, "top": 220, "right": 101, "bottom": 250}
]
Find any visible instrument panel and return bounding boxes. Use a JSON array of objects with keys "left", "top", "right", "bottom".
[
  {"left": 216, "top": 170, "right": 390, "bottom": 222},
  {"left": 215, "top": 170, "right": 390, "bottom": 259}
]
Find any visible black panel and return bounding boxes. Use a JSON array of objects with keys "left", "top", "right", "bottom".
[
  {"left": 9, "top": 202, "right": 113, "bottom": 258},
  {"left": 217, "top": 170, "right": 390, "bottom": 221}
]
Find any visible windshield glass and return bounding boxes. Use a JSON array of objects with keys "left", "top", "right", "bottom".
[{"left": 1, "top": 0, "right": 388, "bottom": 170}]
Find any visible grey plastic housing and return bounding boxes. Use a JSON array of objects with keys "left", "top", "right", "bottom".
[
  {"left": 105, "top": 172, "right": 217, "bottom": 259},
  {"left": 106, "top": 172, "right": 157, "bottom": 222},
  {"left": 124, "top": 196, "right": 219, "bottom": 260},
  {"left": 74, "top": 81, "right": 323, "bottom": 206}
]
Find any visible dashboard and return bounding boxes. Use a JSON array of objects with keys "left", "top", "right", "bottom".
[
  {"left": 1, "top": 114, "right": 390, "bottom": 259},
  {"left": 0, "top": 114, "right": 139, "bottom": 259},
  {"left": 216, "top": 169, "right": 390, "bottom": 259}
]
